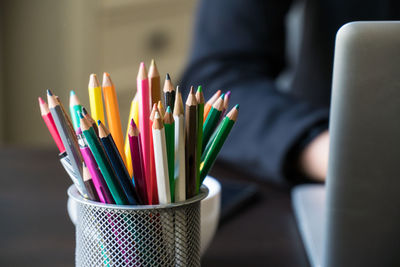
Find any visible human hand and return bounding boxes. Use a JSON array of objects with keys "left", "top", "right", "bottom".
[{"left": 299, "top": 130, "right": 329, "bottom": 181}]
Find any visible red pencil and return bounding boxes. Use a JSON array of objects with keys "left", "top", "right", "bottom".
[{"left": 38, "top": 97, "right": 65, "bottom": 152}]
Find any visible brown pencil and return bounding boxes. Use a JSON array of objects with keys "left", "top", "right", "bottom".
[
  {"left": 149, "top": 59, "right": 161, "bottom": 107},
  {"left": 185, "top": 86, "right": 198, "bottom": 198}
]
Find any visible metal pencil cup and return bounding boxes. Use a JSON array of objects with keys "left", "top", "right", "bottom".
[{"left": 68, "top": 185, "right": 208, "bottom": 267}]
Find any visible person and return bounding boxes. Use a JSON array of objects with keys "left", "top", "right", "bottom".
[{"left": 180, "top": 0, "right": 400, "bottom": 184}]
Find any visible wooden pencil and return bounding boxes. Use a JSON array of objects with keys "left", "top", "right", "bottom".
[
  {"left": 152, "top": 111, "right": 171, "bottom": 204},
  {"left": 185, "top": 86, "right": 198, "bottom": 198},
  {"left": 202, "top": 94, "right": 224, "bottom": 151},
  {"left": 88, "top": 73, "right": 105, "bottom": 123},
  {"left": 157, "top": 100, "right": 165, "bottom": 120},
  {"left": 80, "top": 113, "right": 129, "bottom": 205},
  {"left": 163, "top": 73, "right": 175, "bottom": 111},
  {"left": 38, "top": 97, "right": 65, "bottom": 153},
  {"left": 173, "top": 86, "right": 186, "bottom": 201},
  {"left": 128, "top": 119, "right": 148, "bottom": 204},
  {"left": 76, "top": 127, "right": 114, "bottom": 204},
  {"left": 200, "top": 105, "right": 239, "bottom": 183},
  {"left": 98, "top": 121, "right": 138, "bottom": 205},
  {"left": 164, "top": 106, "right": 175, "bottom": 202},
  {"left": 69, "top": 90, "right": 82, "bottom": 130},
  {"left": 55, "top": 95, "right": 78, "bottom": 146},
  {"left": 195, "top": 86, "right": 204, "bottom": 193},
  {"left": 149, "top": 104, "right": 159, "bottom": 204},
  {"left": 137, "top": 62, "right": 151, "bottom": 199},
  {"left": 47, "top": 90, "right": 88, "bottom": 198},
  {"left": 82, "top": 107, "right": 99, "bottom": 136},
  {"left": 102, "top": 72, "right": 126, "bottom": 164},
  {"left": 149, "top": 59, "right": 161, "bottom": 107},
  {"left": 203, "top": 89, "right": 221, "bottom": 122},
  {"left": 83, "top": 162, "right": 100, "bottom": 201},
  {"left": 124, "top": 93, "right": 139, "bottom": 177}
]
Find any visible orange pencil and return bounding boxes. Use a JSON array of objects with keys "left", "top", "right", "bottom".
[
  {"left": 102, "top": 72, "right": 126, "bottom": 164},
  {"left": 203, "top": 90, "right": 221, "bottom": 122}
]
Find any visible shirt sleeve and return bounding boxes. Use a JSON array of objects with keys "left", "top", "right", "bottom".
[{"left": 180, "top": 0, "right": 329, "bottom": 184}]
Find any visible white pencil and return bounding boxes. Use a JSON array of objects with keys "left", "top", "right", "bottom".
[
  {"left": 152, "top": 111, "right": 171, "bottom": 204},
  {"left": 173, "top": 87, "right": 186, "bottom": 201}
]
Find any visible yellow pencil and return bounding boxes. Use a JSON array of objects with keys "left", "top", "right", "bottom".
[
  {"left": 124, "top": 93, "right": 139, "bottom": 176},
  {"left": 88, "top": 74, "right": 105, "bottom": 123}
]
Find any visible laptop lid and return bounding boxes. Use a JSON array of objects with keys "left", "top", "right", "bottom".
[{"left": 324, "top": 21, "right": 400, "bottom": 267}]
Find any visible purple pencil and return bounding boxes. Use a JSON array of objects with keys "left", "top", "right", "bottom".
[{"left": 76, "top": 127, "right": 115, "bottom": 204}]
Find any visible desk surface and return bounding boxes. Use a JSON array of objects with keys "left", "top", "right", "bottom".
[{"left": 0, "top": 147, "right": 309, "bottom": 266}]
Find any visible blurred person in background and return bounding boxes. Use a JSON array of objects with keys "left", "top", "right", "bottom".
[{"left": 181, "top": 0, "right": 400, "bottom": 184}]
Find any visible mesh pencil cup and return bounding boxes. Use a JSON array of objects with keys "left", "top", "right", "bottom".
[{"left": 68, "top": 185, "right": 208, "bottom": 267}]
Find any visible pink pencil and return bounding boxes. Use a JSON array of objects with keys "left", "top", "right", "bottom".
[
  {"left": 137, "top": 62, "right": 152, "bottom": 201},
  {"left": 76, "top": 127, "right": 115, "bottom": 204},
  {"left": 128, "top": 119, "right": 148, "bottom": 204}
]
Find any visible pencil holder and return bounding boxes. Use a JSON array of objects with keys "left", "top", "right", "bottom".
[{"left": 68, "top": 185, "right": 208, "bottom": 267}]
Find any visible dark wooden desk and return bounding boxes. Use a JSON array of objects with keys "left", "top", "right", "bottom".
[{"left": 0, "top": 147, "right": 309, "bottom": 266}]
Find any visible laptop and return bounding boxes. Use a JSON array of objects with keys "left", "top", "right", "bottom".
[{"left": 292, "top": 21, "right": 400, "bottom": 267}]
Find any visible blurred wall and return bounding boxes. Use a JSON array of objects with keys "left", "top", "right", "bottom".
[{"left": 0, "top": 0, "right": 197, "bottom": 146}]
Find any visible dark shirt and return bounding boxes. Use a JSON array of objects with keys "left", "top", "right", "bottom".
[{"left": 180, "top": 0, "right": 400, "bottom": 184}]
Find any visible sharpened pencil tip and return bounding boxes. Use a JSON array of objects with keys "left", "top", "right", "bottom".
[
  {"left": 226, "top": 91, "right": 231, "bottom": 97},
  {"left": 70, "top": 90, "right": 76, "bottom": 96},
  {"left": 78, "top": 111, "right": 84, "bottom": 119},
  {"left": 166, "top": 73, "right": 170, "bottom": 80},
  {"left": 166, "top": 106, "right": 172, "bottom": 113},
  {"left": 190, "top": 86, "right": 195, "bottom": 94},
  {"left": 220, "top": 93, "right": 225, "bottom": 99},
  {"left": 82, "top": 107, "right": 88, "bottom": 115},
  {"left": 235, "top": 104, "right": 239, "bottom": 109},
  {"left": 38, "top": 97, "right": 45, "bottom": 105},
  {"left": 197, "top": 85, "right": 202, "bottom": 92},
  {"left": 97, "top": 120, "right": 101, "bottom": 126},
  {"left": 47, "top": 89, "right": 53, "bottom": 96}
]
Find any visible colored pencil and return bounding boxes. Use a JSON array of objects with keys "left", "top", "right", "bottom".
[
  {"left": 149, "top": 104, "right": 159, "bottom": 204},
  {"left": 69, "top": 90, "right": 82, "bottom": 130},
  {"left": 124, "top": 93, "right": 139, "bottom": 177},
  {"left": 82, "top": 107, "right": 99, "bottom": 135},
  {"left": 80, "top": 113, "right": 129, "bottom": 205},
  {"left": 195, "top": 86, "right": 204, "bottom": 193},
  {"left": 202, "top": 94, "right": 224, "bottom": 151},
  {"left": 185, "top": 86, "right": 198, "bottom": 198},
  {"left": 203, "top": 90, "right": 221, "bottom": 122},
  {"left": 83, "top": 162, "right": 100, "bottom": 201},
  {"left": 222, "top": 91, "right": 231, "bottom": 118},
  {"left": 102, "top": 72, "right": 126, "bottom": 164},
  {"left": 149, "top": 59, "right": 161, "bottom": 107},
  {"left": 128, "top": 119, "right": 148, "bottom": 204},
  {"left": 38, "top": 97, "right": 65, "bottom": 152},
  {"left": 163, "top": 74, "right": 175, "bottom": 111},
  {"left": 173, "top": 87, "right": 186, "bottom": 201},
  {"left": 88, "top": 74, "right": 105, "bottom": 123},
  {"left": 76, "top": 127, "right": 115, "bottom": 204},
  {"left": 164, "top": 106, "right": 175, "bottom": 202},
  {"left": 152, "top": 111, "right": 171, "bottom": 204},
  {"left": 55, "top": 95, "right": 78, "bottom": 146},
  {"left": 200, "top": 105, "right": 239, "bottom": 182},
  {"left": 98, "top": 121, "right": 138, "bottom": 205},
  {"left": 157, "top": 100, "right": 165, "bottom": 120},
  {"left": 137, "top": 62, "right": 151, "bottom": 200},
  {"left": 47, "top": 90, "right": 88, "bottom": 198}
]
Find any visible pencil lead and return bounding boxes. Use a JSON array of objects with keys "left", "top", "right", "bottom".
[
  {"left": 70, "top": 90, "right": 76, "bottom": 96},
  {"left": 197, "top": 85, "right": 202, "bottom": 92},
  {"left": 166, "top": 73, "right": 171, "bottom": 80},
  {"left": 176, "top": 85, "right": 180, "bottom": 94},
  {"left": 166, "top": 106, "right": 172, "bottom": 113},
  {"left": 235, "top": 104, "right": 240, "bottom": 110},
  {"left": 226, "top": 91, "right": 231, "bottom": 97},
  {"left": 189, "top": 86, "right": 195, "bottom": 94},
  {"left": 97, "top": 120, "right": 101, "bottom": 126},
  {"left": 82, "top": 107, "right": 88, "bottom": 115},
  {"left": 78, "top": 111, "right": 84, "bottom": 119},
  {"left": 219, "top": 93, "right": 225, "bottom": 99},
  {"left": 47, "top": 89, "right": 53, "bottom": 96},
  {"left": 151, "top": 59, "right": 155, "bottom": 66}
]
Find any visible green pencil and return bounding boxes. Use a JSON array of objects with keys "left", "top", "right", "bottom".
[
  {"left": 200, "top": 105, "right": 239, "bottom": 183},
  {"left": 195, "top": 86, "right": 204, "bottom": 193},
  {"left": 164, "top": 106, "right": 175, "bottom": 202},
  {"left": 202, "top": 94, "right": 224, "bottom": 151},
  {"left": 79, "top": 112, "right": 129, "bottom": 205},
  {"left": 69, "top": 90, "right": 82, "bottom": 130}
]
